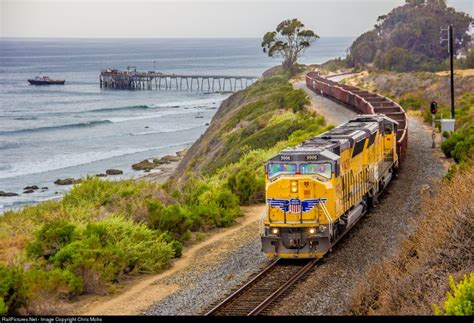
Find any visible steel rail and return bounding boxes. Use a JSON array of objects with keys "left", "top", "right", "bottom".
[
  {"left": 247, "top": 258, "right": 318, "bottom": 316},
  {"left": 204, "top": 258, "right": 281, "bottom": 316},
  {"left": 205, "top": 258, "right": 318, "bottom": 316}
]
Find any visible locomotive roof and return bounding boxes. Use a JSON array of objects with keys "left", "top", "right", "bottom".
[{"left": 268, "top": 114, "right": 397, "bottom": 163}]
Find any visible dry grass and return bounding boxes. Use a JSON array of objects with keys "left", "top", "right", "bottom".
[
  {"left": 436, "top": 69, "right": 474, "bottom": 77},
  {"left": 350, "top": 168, "right": 474, "bottom": 315},
  {"left": 343, "top": 70, "right": 474, "bottom": 108}
]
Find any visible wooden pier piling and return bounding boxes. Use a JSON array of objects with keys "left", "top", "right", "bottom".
[{"left": 99, "top": 69, "right": 258, "bottom": 92}]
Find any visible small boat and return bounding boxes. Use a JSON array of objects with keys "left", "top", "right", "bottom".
[{"left": 28, "top": 76, "right": 65, "bottom": 85}]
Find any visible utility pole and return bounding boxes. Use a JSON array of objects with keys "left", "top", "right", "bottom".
[
  {"left": 440, "top": 25, "right": 455, "bottom": 119},
  {"left": 448, "top": 25, "right": 455, "bottom": 119}
]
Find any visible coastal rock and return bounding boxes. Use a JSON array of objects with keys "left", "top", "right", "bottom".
[
  {"left": 176, "top": 149, "right": 187, "bottom": 158},
  {"left": 95, "top": 173, "right": 107, "bottom": 177},
  {"left": 23, "top": 185, "right": 39, "bottom": 190},
  {"left": 205, "top": 123, "right": 210, "bottom": 126},
  {"left": 132, "top": 160, "right": 156, "bottom": 171},
  {"left": 54, "top": 178, "right": 81, "bottom": 185},
  {"left": 23, "top": 189, "right": 35, "bottom": 194},
  {"left": 161, "top": 155, "right": 180, "bottom": 163},
  {"left": 106, "top": 169, "right": 123, "bottom": 175},
  {"left": 0, "top": 191, "right": 19, "bottom": 197},
  {"left": 132, "top": 153, "right": 184, "bottom": 173},
  {"left": 41, "top": 187, "right": 48, "bottom": 190}
]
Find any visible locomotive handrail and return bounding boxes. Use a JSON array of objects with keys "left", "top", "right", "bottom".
[{"left": 319, "top": 203, "right": 333, "bottom": 237}]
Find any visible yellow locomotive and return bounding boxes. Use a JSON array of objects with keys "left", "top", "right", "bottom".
[{"left": 261, "top": 114, "right": 399, "bottom": 258}]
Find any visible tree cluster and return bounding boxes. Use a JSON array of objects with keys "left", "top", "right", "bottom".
[{"left": 347, "top": 1, "right": 472, "bottom": 71}]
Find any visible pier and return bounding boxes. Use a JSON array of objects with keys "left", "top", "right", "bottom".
[{"left": 99, "top": 68, "right": 259, "bottom": 92}]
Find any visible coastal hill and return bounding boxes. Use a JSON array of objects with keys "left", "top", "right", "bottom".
[
  {"left": 173, "top": 66, "right": 329, "bottom": 189},
  {"left": 345, "top": 0, "right": 472, "bottom": 71}
]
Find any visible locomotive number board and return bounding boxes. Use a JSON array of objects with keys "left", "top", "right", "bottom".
[{"left": 278, "top": 154, "right": 319, "bottom": 161}]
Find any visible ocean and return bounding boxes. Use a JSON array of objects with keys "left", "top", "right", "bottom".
[{"left": 0, "top": 37, "right": 353, "bottom": 212}]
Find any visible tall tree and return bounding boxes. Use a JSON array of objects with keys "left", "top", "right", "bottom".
[{"left": 261, "top": 19, "right": 319, "bottom": 74}]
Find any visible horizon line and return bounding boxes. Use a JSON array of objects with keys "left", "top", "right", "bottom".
[{"left": 0, "top": 35, "right": 357, "bottom": 40}]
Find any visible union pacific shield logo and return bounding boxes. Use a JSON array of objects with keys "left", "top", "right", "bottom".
[
  {"left": 289, "top": 199, "right": 301, "bottom": 213},
  {"left": 267, "top": 198, "right": 327, "bottom": 213}
]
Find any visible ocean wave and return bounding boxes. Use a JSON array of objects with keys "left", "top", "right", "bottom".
[
  {"left": 0, "top": 142, "right": 20, "bottom": 150},
  {"left": 87, "top": 97, "right": 220, "bottom": 113},
  {"left": 0, "top": 120, "right": 112, "bottom": 135},
  {"left": 88, "top": 104, "right": 155, "bottom": 113},
  {"left": 129, "top": 125, "right": 204, "bottom": 136},
  {"left": 13, "top": 116, "right": 38, "bottom": 120},
  {"left": 0, "top": 141, "right": 193, "bottom": 180}
]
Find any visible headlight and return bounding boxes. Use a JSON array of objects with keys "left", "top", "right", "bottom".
[
  {"left": 271, "top": 227, "right": 279, "bottom": 235},
  {"left": 290, "top": 180, "right": 298, "bottom": 193},
  {"left": 309, "top": 228, "right": 316, "bottom": 235}
]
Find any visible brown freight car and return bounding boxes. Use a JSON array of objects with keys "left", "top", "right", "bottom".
[{"left": 305, "top": 72, "right": 408, "bottom": 162}]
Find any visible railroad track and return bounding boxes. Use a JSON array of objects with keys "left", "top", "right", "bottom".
[{"left": 205, "top": 258, "right": 318, "bottom": 316}]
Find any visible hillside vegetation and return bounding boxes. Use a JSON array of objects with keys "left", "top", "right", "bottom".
[
  {"left": 0, "top": 67, "right": 330, "bottom": 315},
  {"left": 351, "top": 168, "right": 473, "bottom": 315},
  {"left": 346, "top": 0, "right": 472, "bottom": 72}
]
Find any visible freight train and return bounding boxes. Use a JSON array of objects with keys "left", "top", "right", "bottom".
[{"left": 260, "top": 73, "right": 408, "bottom": 259}]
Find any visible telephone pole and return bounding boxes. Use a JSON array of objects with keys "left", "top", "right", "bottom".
[
  {"left": 440, "top": 25, "right": 455, "bottom": 119},
  {"left": 448, "top": 25, "right": 455, "bottom": 119}
]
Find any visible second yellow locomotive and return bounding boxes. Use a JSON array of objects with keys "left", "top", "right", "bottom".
[{"left": 261, "top": 114, "right": 399, "bottom": 258}]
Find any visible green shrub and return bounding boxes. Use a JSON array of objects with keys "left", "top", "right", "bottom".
[
  {"left": 26, "top": 220, "right": 77, "bottom": 260},
  {"left": 195, "top": 232, "right": 204, "bottom": 241},
  {"left": 441, "top": 125, "right": 474, "bottom": 163},
  {"left": 158, "top": 231, "right": 184, "bottom": 257},
  {"left": 148, "top": 203, "right": 192, "bottom": 237},
  {"left": 0, "top": 265, "right": 26, "bottom": 315},
  {"left": 441, "top": 132, "right": 463, "bottom": 158},
  {"left": 24, "top": 216, "right": 176, "bottom": 297},
  {"left": 399, "top": 94, "right": 427, "bottom": 111},
  {"left": 227, "top": 167, "right": 265, "bottom": 205},
  {"left": 321, "top": 57, "right": 348, "bottom": 72},
  {"left": 434, "top": 273, "right": 474, "bottom": 315},
  {"left": 23, "top": 268, "right": 83, "bottom": 298},
  {"left": 283, "top": 89, "right": 310, "bottom": 112},
  {"left": 451, "top": 134, "right": 474, "bottom": 163},
  {"left": 62, "top": 177, "right": 143, "bottom": 208}
]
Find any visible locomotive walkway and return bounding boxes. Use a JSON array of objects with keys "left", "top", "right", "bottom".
[{"left": 100, "top": 69, "right": 259, "bottom": 91}]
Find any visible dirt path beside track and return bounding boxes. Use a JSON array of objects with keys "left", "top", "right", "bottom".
[{"left": 76, "top": 205, "right": 265, "bottom": 315}]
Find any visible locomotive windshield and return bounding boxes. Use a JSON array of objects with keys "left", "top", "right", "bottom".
[
  {"left": 267, "top": 163, "right": 297, "bottom": 179},
  {"left": 300, "top": 163, "right": 332, "bottom": 178}
]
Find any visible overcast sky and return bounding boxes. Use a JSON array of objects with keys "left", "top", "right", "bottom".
[{"left": 1, "top": 0, "right": 472, "bottom": 38}]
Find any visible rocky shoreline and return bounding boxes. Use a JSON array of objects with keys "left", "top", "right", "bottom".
[{"left": 0, "top": 148, "right": 188, "bottom": 201}]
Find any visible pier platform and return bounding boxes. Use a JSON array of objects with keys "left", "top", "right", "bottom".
[{"left": 100, "top": 69, "right": 259, "bottom": 92}]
